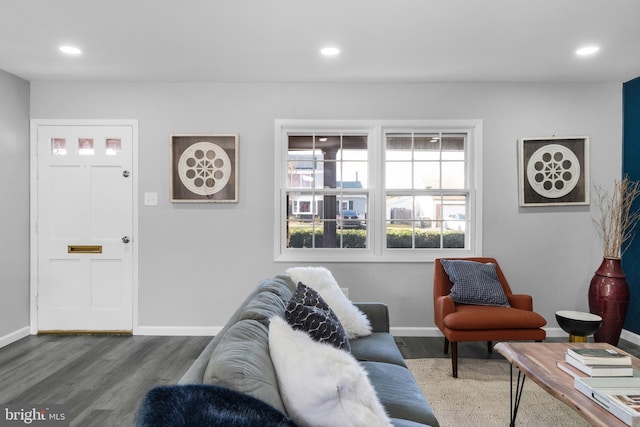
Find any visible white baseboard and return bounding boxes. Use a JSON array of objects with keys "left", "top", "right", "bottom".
[
  {"left": 544, "top": 327, "right": 567, "bottom": 338},
  {"left": 134, "top": 326, "right": 221, "bottom": 336},
  {"left": 390, "top": 326, "right": 585, "bottom": 339},
  {"left": 390, "top": 327, "right": 440, "bottom": 337},
  {"left": 621, "top": 329, "right": 640, "bottom": 346},
  {"left": 0, "top": 326, "right": 31, "bottom": 349},
  {"left": 131, "top": 325, "right": 640, "bottom": 343}
]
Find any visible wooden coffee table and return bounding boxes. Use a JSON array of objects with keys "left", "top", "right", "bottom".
[{"left": 494, "top": 342, "right": 639, "bottom": 427}]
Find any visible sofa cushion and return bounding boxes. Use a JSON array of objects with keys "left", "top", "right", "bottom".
[
  {"left": 135, "top": 384, "right": 298, "bottom": 427},
  {"left": 256, "top": 275, "right": 297, "bottom": 298},
  {"left": 360, "top": 361, "right": 439, "bottom": 427},
  {"left": 440, "top": 259, "right": 510, "bottom": 307},
  {"left": 240, "top": 289, "right": 289, "bottom": 326},
  {"left": 285, "top": 282, "right": 350, "bottom": 351},
  {"left": 203, "top": 319, "right": 285, "bottom": 413},
  {"left": 349, "top": 333, "right": 406, "bottom": 367},
  {"left": 285, "top": 266, "right": 372, "bottom": 338},
  {"left": 268, "top": 316, "right": 392, "bottom": 427}
]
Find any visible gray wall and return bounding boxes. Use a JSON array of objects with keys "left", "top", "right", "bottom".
[
  {"left": 0, "top": 70, "right": 30, "bottom": 340},
  {"left": 30, "top": 82, "right": 622, "bottom": 335}
]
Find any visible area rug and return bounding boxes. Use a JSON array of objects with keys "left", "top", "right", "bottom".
[{"left": 406, "top": 358, "right": 590, "bottom": 427}]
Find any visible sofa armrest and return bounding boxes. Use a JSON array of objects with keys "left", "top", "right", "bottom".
[
  {"left": 508, "top": 294, "right": 533, "bottom": 311},
  {"left": 354, "top": 302, "right": 390, "bottom": 333}
]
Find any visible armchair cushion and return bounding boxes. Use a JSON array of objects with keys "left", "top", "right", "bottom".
[
  {"left": 443, "top": 304, "right": 547, "bottom": 330},
  {"left": 440, "top": 259, "right": 510, "bottom": 307}
]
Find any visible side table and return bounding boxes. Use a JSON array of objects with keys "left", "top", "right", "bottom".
[{"left": 555, "top": 310, "right": 602, "bottom": 342}]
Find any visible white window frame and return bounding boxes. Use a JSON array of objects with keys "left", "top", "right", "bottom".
[{"left": 274, "top": 119, "right": 483, "bottom": 262}]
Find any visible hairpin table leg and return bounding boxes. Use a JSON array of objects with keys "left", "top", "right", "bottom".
[{"left": 509, "top": 364, "right": 526, "bottom": 426}]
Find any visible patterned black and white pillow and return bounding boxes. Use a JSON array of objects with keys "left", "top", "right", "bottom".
[{"left": 285, "top": 282, "right": 351, "bottom": 351}]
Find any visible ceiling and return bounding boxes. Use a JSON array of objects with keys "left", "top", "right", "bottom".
[{"left": 2, "top": 0, "right": 639, "bottom": 84}]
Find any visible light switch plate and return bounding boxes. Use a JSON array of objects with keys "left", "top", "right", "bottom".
[{"left": 144, "top": 192, "right": 158, "bottom": 206}]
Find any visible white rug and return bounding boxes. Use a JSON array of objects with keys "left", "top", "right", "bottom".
[{"left": 406, "top": 358, "right": 591, "bottom": 427}]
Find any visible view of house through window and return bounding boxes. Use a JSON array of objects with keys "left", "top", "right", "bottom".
[
  {"left": 286, "top": 134, "right": 369, "bottom": 249},
  {"left": 385, "top": 133, "right": 467, "bottom": 249},
  {"left": 276, "top": 120, "right": 480, "bottom": 261}
]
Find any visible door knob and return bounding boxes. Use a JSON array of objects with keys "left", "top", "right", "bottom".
[{"left": 122, "top": 236, "right": 131, "bottom": 244}]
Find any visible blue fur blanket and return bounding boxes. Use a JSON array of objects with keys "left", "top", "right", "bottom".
[{"left": 135, "top": 384, "right": 297, "bottom": 427}]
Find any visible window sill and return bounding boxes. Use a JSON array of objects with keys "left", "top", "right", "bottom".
[{"left": 275, "top": 248, "right": 478, "bottom": 263}]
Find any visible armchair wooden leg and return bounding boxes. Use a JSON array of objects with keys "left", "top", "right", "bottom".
[
  {"left": 487, "top": 341, "right": 493, "bottom": 354},
  {"left": 444, "top": 337, "right": 449, "bottom": 355},
  {"left": 451, "top": 341, "right": 458, "bottom": 378}
]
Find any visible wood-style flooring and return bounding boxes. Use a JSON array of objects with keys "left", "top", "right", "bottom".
[
  {"left": 1, "top": 334, "right": 638, "bottom": 426},
  {"left": 0, "top": 335, "right": 210, "bottom": 427}
]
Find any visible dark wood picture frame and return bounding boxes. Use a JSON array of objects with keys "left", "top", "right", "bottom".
[
  {"left": 170, "top": 134, "right": 238, "bottom": 203},
  {"left": 518, "top": 136, "right": 589, "bottom": 207}
]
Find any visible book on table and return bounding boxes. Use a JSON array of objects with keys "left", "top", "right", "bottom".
[
  {"left": 557, "top": 360, "right": 588, "bottom": 379},
  {"left": 575, "top": 377, "right": 640, "bottom": 426},
  {"left": 565, "top": 352, "right": 634, "bottom": 377},
  {"left": 567, "top": 347, "right": 632, "bottom": 365}
]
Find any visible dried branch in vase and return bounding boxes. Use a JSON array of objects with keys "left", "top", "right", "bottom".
[{"left": 592, "top": 177, "right": 640, "bottom": 258}]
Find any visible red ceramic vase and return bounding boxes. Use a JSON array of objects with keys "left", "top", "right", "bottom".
[{"left": 588, "top": 257, "right": 630, "bottom": 345}]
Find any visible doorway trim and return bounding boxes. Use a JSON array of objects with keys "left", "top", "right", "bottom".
[{"left": 29, "top": 119, "right": 139, "bottom": 334}]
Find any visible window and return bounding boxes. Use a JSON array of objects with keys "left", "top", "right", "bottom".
[{"left": 274, "top": 120, "right": 482, "bottom": 262}]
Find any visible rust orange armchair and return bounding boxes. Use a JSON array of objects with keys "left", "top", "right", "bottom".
[{"left": 434, "top": 257, "right": 546, "bottom": 377}]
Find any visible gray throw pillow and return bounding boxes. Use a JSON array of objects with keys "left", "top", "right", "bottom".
[
  {"left": 285, "top": 282, "right": 351, "bottom": 351},
  {"left": 441, "top": 259, "right": 510, "bottom": 307}
]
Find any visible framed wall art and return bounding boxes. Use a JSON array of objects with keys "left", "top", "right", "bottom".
[
  {"left": 518, "top": 136, "right": 589, "bottom": 207},
  {"left": 170, "top": 134, "right": 238, "bottom": 202}
]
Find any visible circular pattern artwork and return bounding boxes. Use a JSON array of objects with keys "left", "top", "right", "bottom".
[
  {"left": 526, "top": 144, "right": 580, "bottom": 199},
  {"left": 177, "top": 142, "right": 231, "bottom": 196}
]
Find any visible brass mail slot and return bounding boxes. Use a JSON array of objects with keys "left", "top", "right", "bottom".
[{"left": 68, "top": 245, "right": 102, "bottom": 254}]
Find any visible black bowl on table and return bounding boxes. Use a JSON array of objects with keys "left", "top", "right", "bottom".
[{"left": 555, "top": 310, "right": 602, "bottom": 342}]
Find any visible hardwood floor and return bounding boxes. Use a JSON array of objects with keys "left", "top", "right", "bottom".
[
  {"left": 0, "top": 335, "right": 211, "bottom": 427},
  {"left": 1, "top": 334, "right": 638, "bottom": 426}
]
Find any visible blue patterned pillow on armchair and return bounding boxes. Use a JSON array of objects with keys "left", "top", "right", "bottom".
[{"left": 441, "top": 259, "right": 510, "bottom": 307}]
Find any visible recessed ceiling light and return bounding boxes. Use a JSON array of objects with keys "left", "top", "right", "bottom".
[
  {"left": 59, "top": 45, "right": 82, "bottom": 55},
  {"left": 321, "top": 47, "right": 340, "bottom": 56},
  {"left": 576, "top": 45, "right": 599, "bottom": 56}
]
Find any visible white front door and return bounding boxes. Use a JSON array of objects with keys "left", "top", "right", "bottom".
[{"left": 34, "top": 121, "right": 135, "bottom": 332}]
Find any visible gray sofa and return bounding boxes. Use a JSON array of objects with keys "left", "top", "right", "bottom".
[{"left": 179, "top": 275, "right": 439, "bottom": 427}]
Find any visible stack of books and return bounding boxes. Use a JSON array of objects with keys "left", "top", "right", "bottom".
[
  {"left": 575, "top": 376, "right": 640, "bottom": 426},
  {"left": 559, "top": 347, "right": 633, "bottom": 377}
]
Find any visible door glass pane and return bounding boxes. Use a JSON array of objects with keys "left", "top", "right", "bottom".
[
  {"left": 51, "top": 138, "right": 67, "bottom": 155},
  {"left": 79, "top": 138, "right": 94, "bottom": 156},
  {"left": 106, "top": 138, "right": 122, "bottom": 156}
]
